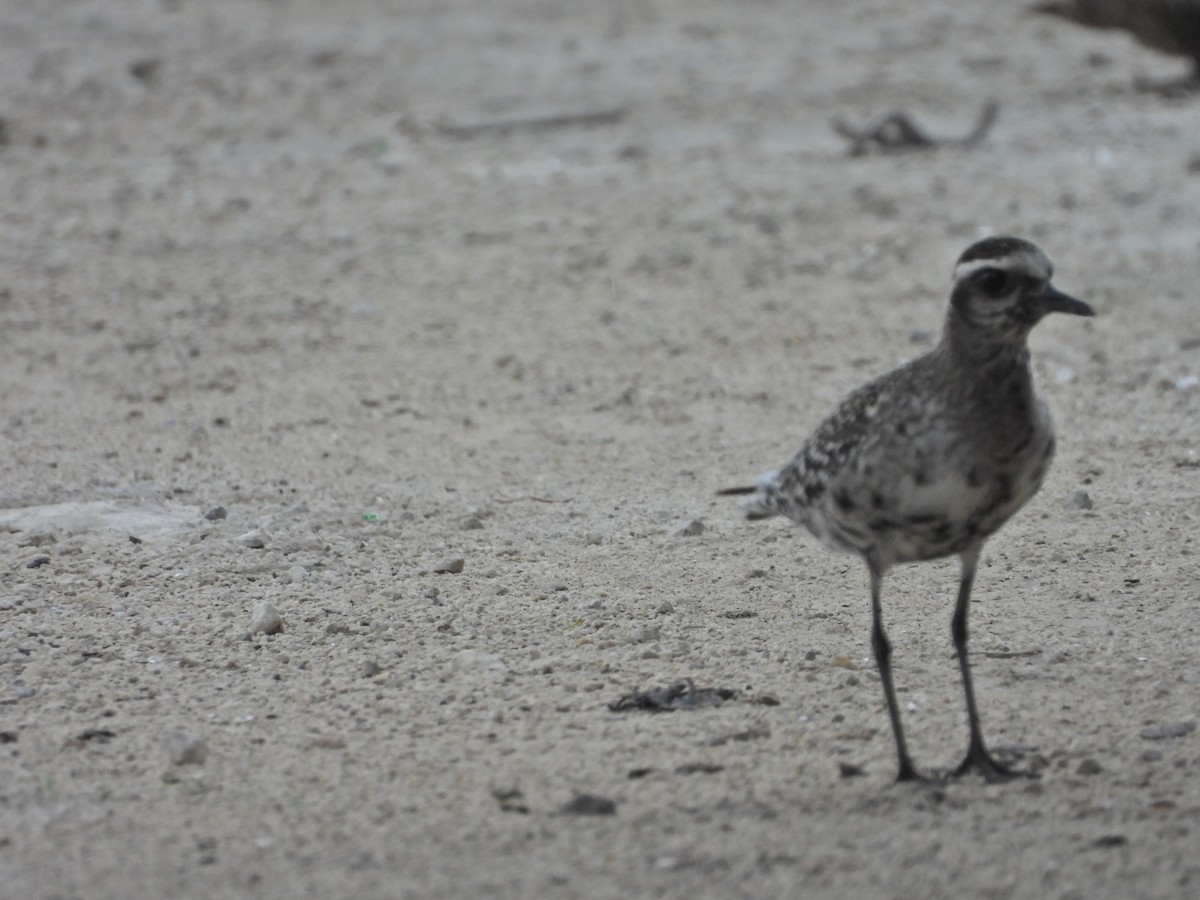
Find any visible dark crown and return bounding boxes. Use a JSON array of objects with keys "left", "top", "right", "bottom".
[{"left": 956, "top": 236, "right": 1042, "bottom": 267}]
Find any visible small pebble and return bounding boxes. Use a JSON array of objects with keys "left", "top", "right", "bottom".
[
  {"left": 1066, "top": 490, "right": 1093, "bottom": 510},
  {"left": 628, "top": 624, "right": 661, "bottom": 644},
  {"left": 360, "top": 659, "right": 382, "bottom": 678},
  {"left": 249, "top": 602, "right": 284, "bottom": 635},
  {"left": 493, "top": 787, "right": 529, "bottom": 814},
  {"left": 460, "top": 516, "right": 484, "bottom": 530},
  {"left": 26, "top": 555, "right": 50, "bottom": 569},
  {"left": 433, "top": 556, "right": 465, "bottom": 574},
  {"left": 167, "top": 732, "right": 208, "bottom": 766},
  {"left": 560, "top": 793, "right": 617, "bottom": 816},
  {"left": 830, "top": 655, "right": 857, "bottom": 670},
  {"left": 129, "top": 57, "right": 162, "bottom": 84},
  {"left": 204, "top": 506, "right": 227, "bottom": 521},
  {"left": 1076, "top": 758, "right": 1103, "bottom": 776},
  {"left": 656, "top": 601, "right": 674, "bottom": 615},
  {"left": 671, "top": 519, "right": 705, "bottom": 538},
  {"left": 423, "top": 587, "right": 440, "bottom": 600},
  {"left": 238, "top": 530, "right": 267, "bottom": 549},
  {"left": 1139, "top": 721, "right": 1196, "bottom": 741},
  {"left": 909, "top": 328, "right": 935, "bottom": 345},
  {"left": 1175, "top": 375, "right": 1199, "bottom": 391},
  {"left": 283, "top": 565, "right": 309, "bottom": 584}
]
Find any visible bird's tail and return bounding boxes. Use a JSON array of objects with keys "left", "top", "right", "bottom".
[{"left": 717, "top": 471, "right": 780, "bottom": 520}]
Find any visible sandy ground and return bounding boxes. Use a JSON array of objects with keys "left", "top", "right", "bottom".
[{"left": 2, "top": 1, "right": 1199, "bottom": 897}]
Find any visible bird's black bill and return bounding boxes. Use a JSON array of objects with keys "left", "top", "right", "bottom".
[{"left": 1040, "top": 284, "right": 1094, "bottom": 318}]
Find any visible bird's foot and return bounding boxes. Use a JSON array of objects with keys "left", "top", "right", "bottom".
[
  {"left": 952, "top": 746, "right": 1037, "bottom": 784},
  {"left": 894, "top": 761, "right": 938, "bottom": 785}
]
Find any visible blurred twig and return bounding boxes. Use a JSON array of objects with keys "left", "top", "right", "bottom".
[
  {"left": 436, "top": 107, "right": 628, "bottom": 139},
  {"left": 832, "top": 100, "right": 999, "bottom": 156}
]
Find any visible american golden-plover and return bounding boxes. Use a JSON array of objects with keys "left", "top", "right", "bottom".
[{"left": 722, "top": 236, "right": 1094, "bottom": 782}]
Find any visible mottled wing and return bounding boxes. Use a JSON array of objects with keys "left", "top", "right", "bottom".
[{"left": 756, "top": 366, "right": 905, "bottom": 523}]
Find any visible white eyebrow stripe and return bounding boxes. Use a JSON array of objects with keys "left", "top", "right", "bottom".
[{"left": 953, "top": 251, "right": 1050, "bottom": 283}]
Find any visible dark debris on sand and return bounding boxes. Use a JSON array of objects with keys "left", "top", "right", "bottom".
[{"left": 607, "top": 679, "right": 737, "bottom": 713}]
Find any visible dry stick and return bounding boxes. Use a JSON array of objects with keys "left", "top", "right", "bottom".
[
  {"left": 435, "top": 107, "right": 628, "bottom": 139},
  {"left": 832, "top": 100, "right": 1000, "bottom": 155}
]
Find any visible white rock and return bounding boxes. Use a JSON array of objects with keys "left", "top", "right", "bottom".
[
  {"left": 238, "top": 530, "right": 267, "bottom": 549},
  {"left": 282, "top": 565, "right": 309, "bottom": 584},
  {"left": 249, "top": 602, "right": 284, "bottom": 635},
  {"left": 628, "top": 624, "right": 661, "bottom": 644},
  {"left": 167, "top": 732, "right": 208, "bottom": 766},
  {"left": 433, "top": 556, "right": 465, "bottom": 574},
  {"left": 671, "top": 518, "right": 705, "bottom": 538}
]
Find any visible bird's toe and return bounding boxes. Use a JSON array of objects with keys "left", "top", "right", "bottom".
[{"left": 953, "top": 748, "right": 1037, "bottom": 784}]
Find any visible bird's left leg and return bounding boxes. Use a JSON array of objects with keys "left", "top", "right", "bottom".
[{"left": 951, "top": 545, "right": 1031, "bottom": 783}]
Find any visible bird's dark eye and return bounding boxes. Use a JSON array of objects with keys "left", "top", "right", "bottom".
[{"left": 972, "top": 267, "right": 1009, "bottom": 296}]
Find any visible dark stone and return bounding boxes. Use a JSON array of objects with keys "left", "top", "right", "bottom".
[
  {"left": 560, "top": 793, "right": 617, "bottom": 816},
  {"left": 675, "top": 762, "right": 724, "bottom": 775},
  {"left": 1139, "top": 721, "right": 1196, "bottom": 741}
]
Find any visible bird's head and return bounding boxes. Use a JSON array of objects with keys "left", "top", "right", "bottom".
[{"left": 948, "top": 236, "right": 1094, "bottom": 343}]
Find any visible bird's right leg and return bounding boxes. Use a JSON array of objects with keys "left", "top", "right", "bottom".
[
  {"left": 950, "top": 547, "right": 1029, "bottom": 783},
  {"left": 868, "top": 561, "right": 921, "bottom": 782}
]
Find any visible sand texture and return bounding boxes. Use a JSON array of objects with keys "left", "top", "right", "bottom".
[{"left": 2, "top": 1, "right": 1199, "bottom": 897}]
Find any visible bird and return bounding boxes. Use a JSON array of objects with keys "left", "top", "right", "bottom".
[
  {"left": 720, "top": 236, "right": 1094, "bottom": 783},
  {"left": 1033, "top": 0, "right": 1200, "bottom": 88}
]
